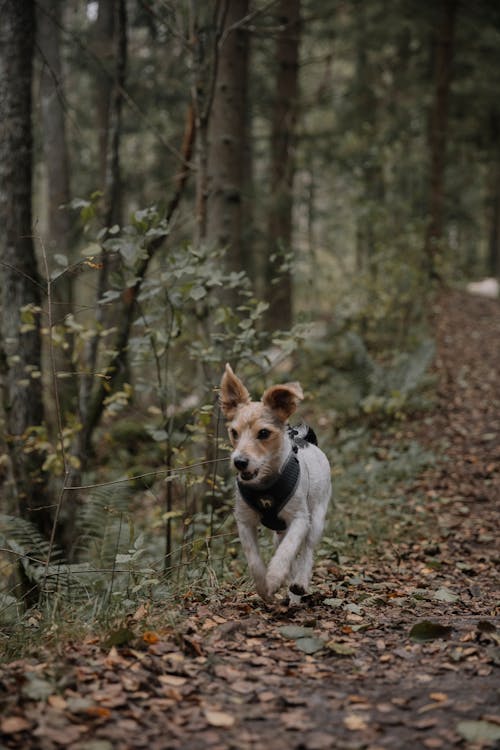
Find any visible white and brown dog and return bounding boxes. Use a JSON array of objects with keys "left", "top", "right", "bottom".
[{"left": 220, "top": 364, "right": 331, "bottom": 602}]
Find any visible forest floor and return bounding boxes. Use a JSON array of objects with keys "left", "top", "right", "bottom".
[{"left": 1, "top": 289, "right": 499, "bottom": 750}]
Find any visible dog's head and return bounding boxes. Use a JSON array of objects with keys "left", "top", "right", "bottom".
[{"left": 219, "top": 363, "right": 303, "bottom": 484}]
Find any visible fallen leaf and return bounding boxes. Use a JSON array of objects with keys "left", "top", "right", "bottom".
[
  {"left": 423, "top": 739, "right": 444, "bottom": 748},
  {"left": 143, "top": 631, "right": 160, "bottom": 644},
  {"left": 213, "top": 664, "right": 242, "bottom": 681},
  {"left": 48, "top": 694, "right": 67, "bottom": 710},
  {"left": 1, "top": 716, "right": 31, "bottom": 734},
  {"left": 281, "top": 709, "right": 313, "bottom": 730},
  {"left": 433, "top": 587, "right": 458, "bottom": 603},
  {"left": 409, "top": 621, "right": 453, "bottom": 643},
  {"left": 258, "top": 690, "right": 275, "bottom": 702},
  {"left": 326, "top": 641, "right": 356, "bottom": 656},
  {"left": 132, "top": 603, "right": 149, "bottom": 621},
  {"left": 104, "top": 627, "right": 135, "bottom": 649},
  {"left": 295, "top": 636, "right": 325, "bottom": 654},
  {"left": 86, "top": 706, "right": 112, "bottom": 719},
  {"left": 456, "top": 720, "right": 500, "bottom": 743},
  {"left": 344, "top": 713, "right": 369, "bottom": 731},
  {"left": 429, "top": 692, "right": 448, "bottom": 702},
  {"left": 279, "top": 625, "right": 315, "bottom": 639},
  {"left": 477, "top": 620, "right": 497, "bottom": 633},
  {"left": 304, "top": 731, "right": 336, "bottom": 749},
  {"left": 204, "top": 709, "right": 235, "bottom": 728},
  {"left": 22, "top": 675, "right": 54, "bottom": 701},
  {"left": 230, "top": 679, "right": 255, "bottom": 695},
  {"left": 323, "top": 597, "right": 344, "bottom": 608},
  {"left": 158, "top": 674, "right": 187, "bottom": 687}
]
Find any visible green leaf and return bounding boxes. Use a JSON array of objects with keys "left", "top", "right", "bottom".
[
  {"left": 295, "top": 637, "right": 325, "bottom": 654},
  {"left": 323, "top": 597, "right": 344, "bottom": 608},
  {"left": 433, "top": 587, "right": 458, "bottom": 603},
  {"left": 189, "top": 286, "right": 207, "bottom": 301},
  {"left": 456, "top": 720, "right": 500, "bottom": 743},
  {"left": 409, "top": 621, "right": 453, "bottom": 643},
  {"left": 22, "top": 675, "right": 54, "bottom": 701},
  {"left": 279, "top": 625, "right": 314, "bottom": 639},
  {"left": 326, "top": 641, "right": 356, "bottom": 656},
  {"left": 104, "top": 627, "right": 135, "bottom": 648}
]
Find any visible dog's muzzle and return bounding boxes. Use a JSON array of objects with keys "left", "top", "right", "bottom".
[
  {"left": 234, "top": 457, "right": 248, "bottom": 471},
  {"left": 233, "top": 455, "right": 258, "bottom": 481}
]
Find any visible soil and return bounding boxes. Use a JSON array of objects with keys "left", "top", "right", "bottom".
[{"left": 1, "top": 289, "right": 499, "bottom": 750}]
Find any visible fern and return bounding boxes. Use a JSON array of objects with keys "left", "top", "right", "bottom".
[{"left": 0, "top": 513, "right": 62, "bottom": 576}]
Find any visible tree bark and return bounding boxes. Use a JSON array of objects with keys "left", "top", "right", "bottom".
[
  {"left": 265, "top": 0, "right": 301, "bottom": 330},
  {"left": 0, "top": 0, "right": 51, "bottom": 539},
  {"left": 353, "top": 3, "right": 385, "bottom": 273},
  {"left": 205, "top": 0, "right": 250, "bottom": 296},
  {"left": 93, "top": 0, "right": 116, "bottom": 192},
  {"left": 37, "top": 0, "right": 76, "bottom": 411},
  {"left": 70, "top": 0, "right": 128, "bottom": 491},
  {"left": 487, "top": 111, "right": 500, "bottom": 279},
  {"left": 424, "top": 0, "right": 458, "bottom": 278}
]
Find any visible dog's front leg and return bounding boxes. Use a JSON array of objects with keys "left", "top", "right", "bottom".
[
  {"left": 235, "top": 517, "right": 269, "bottom": 601},
  {"left": 266, "top": 514, "right": 309, "bottom": 597}
]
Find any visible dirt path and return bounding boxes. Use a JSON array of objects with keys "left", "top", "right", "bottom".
[{"left": 1, "top": 290, "right": 499, "bottom": 750}]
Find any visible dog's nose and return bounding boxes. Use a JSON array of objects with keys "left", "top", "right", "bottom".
[{"left": 234, "top": 457, "right": 249, "bottom": 471}]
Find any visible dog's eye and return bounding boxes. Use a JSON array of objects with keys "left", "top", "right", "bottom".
[
  {"left": 257, "top": 429, "right": 271, "bottom": 440},
  {"left": 230, "top": 428, "right": 238, "bottom": 440}
]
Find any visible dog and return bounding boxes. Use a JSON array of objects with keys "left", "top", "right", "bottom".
[{"left": 220, "top": 364, "right": 331, "bottom": 602}]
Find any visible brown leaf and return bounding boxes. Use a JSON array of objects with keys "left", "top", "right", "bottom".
[
  {"left": 158, "top": 674, "right": 187, "bottom": 687},
  {"left": 1, "top": 716, "right": 31, "bottom": 734},
  {"left": 204, "top": 709, "right": 235, "bottom": 728},
  {"left": 344, "top": 713, "right": 369, "bottom": 731},
  {"left": 47, "top": 694, "right": 67, "bottom": 710}
]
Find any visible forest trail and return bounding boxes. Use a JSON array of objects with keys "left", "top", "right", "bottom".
[{"left": 1, "top": 289, "right": 499, "bottom": 750}]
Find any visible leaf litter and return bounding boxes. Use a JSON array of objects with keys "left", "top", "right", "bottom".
[{"left": 0, "top": 291, "right": 499, "bottom": 749}]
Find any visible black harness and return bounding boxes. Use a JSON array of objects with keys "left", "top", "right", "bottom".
[{"left": 236, "top": 424, "right": 317, "bottom": 532}]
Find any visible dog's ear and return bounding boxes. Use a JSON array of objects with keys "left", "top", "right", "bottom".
[
  {"left": 219, "top": 363, "right": 251, "bottom": 420},
  {"left": 262, "top": 382, "right": 304, "bottom": 422}
]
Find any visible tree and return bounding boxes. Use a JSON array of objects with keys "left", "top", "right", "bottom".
[
  {"left": 265, "top": 0, "right": 301, "bottom": 330},
  {"left": 0, "top": 0, "right": 51, "bottom": 540},
  {"left": 71, "top": 0, "right": 128, "bottom": 484},
  {"left": 424, "top": 0, "right": 458, "bottom": 278},
  {"left": 37, "top": 0, "right": 75, "bottom": 412},
  {"left": 205, "top": 0, "right": 251, "bottom": 292},
  {"left": 487, "top": 110, "right": 500, "bottom": 279}
]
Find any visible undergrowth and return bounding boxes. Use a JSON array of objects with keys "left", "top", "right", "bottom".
[{"left": 0, "top": 238, "right": 437, "bottom": 659}]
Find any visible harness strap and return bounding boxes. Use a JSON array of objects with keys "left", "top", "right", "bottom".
[{"left": 237, "top": 452, "right": 300, "bottom": 531}]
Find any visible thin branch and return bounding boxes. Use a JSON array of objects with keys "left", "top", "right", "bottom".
[{"left": 64, "top": 456, "right": 230, "bottom": 491}]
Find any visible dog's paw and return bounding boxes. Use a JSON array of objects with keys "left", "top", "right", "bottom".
[
  {"left": 251, "top": 569, "right": 271, "bottom": 602},
  {"left": 289, "top": 583, "right": 306, "bottom": 597},
  {"left": 266, "top": 570, "right": 284, "bottom": 597},
  {"left": 288, "top": 583, "right": 307, "bottom": 606},
  {"left": 256, "top": 581, "right": 273, "bottom": 602}
]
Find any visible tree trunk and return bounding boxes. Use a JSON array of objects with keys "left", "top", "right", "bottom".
[
  {"left": 354, "top": 4, "right": 385, "bottom": 273},
  {"left": 487, "top": 111, "right": 500, "bottom": 279},
  {"left": 265, "top": 0, "right": 301, "bottom": 331},
  {"left": 70, "top": 0, "right": 128, "bottom": 489},
  {"left": 0, "top": 0, "right": 51, "bottom": 539},
  {"left": 37, "top": 0, "right": 76, "bottom": 412},
  {"left": 424, "top": 0, "right": 458, "bottom": 278},
  {"left": 205, "top": 0, "right": 250, "bottom": 297},
  {"left": 93, "top": 0, "right": 116, "bottom": 192}
]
